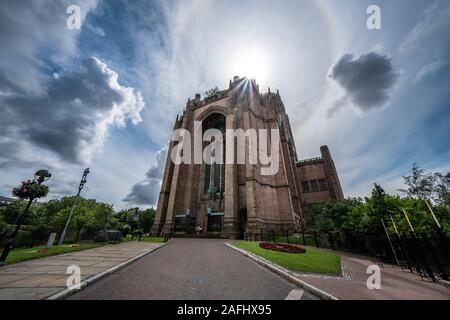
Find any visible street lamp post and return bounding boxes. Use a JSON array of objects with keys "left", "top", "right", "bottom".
[
  {"left": 0, "top": 170, "right": 51, "bottom": 265},
  {"left": 58, "top": 168, "right": 89, "bottom": 245}
]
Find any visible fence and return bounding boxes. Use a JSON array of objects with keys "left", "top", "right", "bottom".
[
  {"left": 0, "top": 225, "right": 123, "bottom": 250},
  {"left": 0, "top": 225, "right": 59, "bottom": 249},
  {"left": 243, "top": 228, "right": 450, "bottom": 282},
  {"left": 365, "top": 230, "right": 450, "bottom": 282},
  {"left": 245, "top": 229, "right": 295, "bottom": 243}
]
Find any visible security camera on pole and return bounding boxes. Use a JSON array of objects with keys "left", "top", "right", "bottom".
[{"left": 58, "top": 168, "right": 90, "bottom": 245}]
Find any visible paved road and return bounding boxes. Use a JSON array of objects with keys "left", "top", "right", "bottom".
[{"left": 68, "top": 239, "right": 318, "bottom": 300}]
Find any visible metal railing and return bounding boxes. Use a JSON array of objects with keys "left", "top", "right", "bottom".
[{"left": 365, "top": 230, "right": 450, "bottom": 283}]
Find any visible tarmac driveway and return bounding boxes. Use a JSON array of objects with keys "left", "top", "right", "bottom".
[{"left": 68, "top": 238, "right": 317, "bottom": 300}]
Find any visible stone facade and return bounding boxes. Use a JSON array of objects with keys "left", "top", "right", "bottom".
[{"left": 151, "top": 77, "right": 343, "bottom": 239}]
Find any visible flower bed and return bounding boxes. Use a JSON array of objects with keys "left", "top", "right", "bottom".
[{"left": 259, "top": 242, "right": 306, "bottom": 253}]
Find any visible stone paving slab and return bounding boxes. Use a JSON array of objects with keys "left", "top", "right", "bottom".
[
  {"left": 1, "top": 275, "right": 68, "bottom": 288},
  {"left": 0, "top": 287, "right": 62, "bottom": 300},
  {"left": 0, "top": 241, "right": 164, "bottom": 300}
]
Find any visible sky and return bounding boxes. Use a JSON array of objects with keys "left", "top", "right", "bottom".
[{"left": 1, "top": 0, "right": 449, "bottom": 210}]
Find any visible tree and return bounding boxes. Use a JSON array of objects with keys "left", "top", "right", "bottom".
[
  {"left": 365, "top": 184, "right": 394, "bottom": 234},
  {"left": 399, "top": 163, "right": 435, "bottom": 200},
  {"left": 0, "top": 200, "right": 47, "bottom": 226},
  {"left": 140, "top": 208, "right": 156, "bottom": 232},
  {"left": 434, "top": 172, "right": 450, "bottom": 207},
  {"left": 433, "top": 205, "right": 450, "bottom": 234},
  {"left": 312, "top": 206, "right": 338, "bottom": 249},
  {"left": 341, "top": 203, "right": 370, "bottom": 237},
  {"left": 0, "top": 214, "right": 7, "bottom": 234},
  {"left": 90, "top": 203, "right": 114, "bottom": 228},
  {"left": 309, "top": 199, "right": 361, "bottom": 249}
]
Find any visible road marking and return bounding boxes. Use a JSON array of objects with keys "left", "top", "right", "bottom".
[{"left": 285, "top": 289, "right": 304, "bottom": 300}]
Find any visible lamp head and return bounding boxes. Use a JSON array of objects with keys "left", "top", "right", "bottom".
[{"left": 34, "top": 169, "right": 51, "bottom": 183}]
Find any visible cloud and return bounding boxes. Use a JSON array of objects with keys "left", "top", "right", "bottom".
[
  {"left": 86, "top": 23, "right": 105, "bottom": 37},
  {"left": 326, "top": 96, "right": 348, "bottom": 118},
  {"left": 0, "top": 57, "right": 145, "bottom": 165},
  {"left": 399, "top": 1, "right": 450, "bottom": 55},
  {"left": 123, "top": 147, "right": 168, "bottom": 206},
  {"left": 328, "top": 51, "right": 399, "bottom": 113},
  {"left": 398, "top": 1, "right": 450, "bottom": 86},
  {"left": 0, "top": 0, "right": 98, "bottom": 95},
  {"left": 414, "top": 56, "right": 448, "bottom": 83},
  {"left": 1, "top": 0, "right": 448, "bottom": 209}
]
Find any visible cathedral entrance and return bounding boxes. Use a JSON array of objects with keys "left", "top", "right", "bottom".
[
  {"left": 174, "top": 213, "right": 196, "bottom": 233},
  {"left": 207, "top": 213, "right": 223, "bottom": 232}
]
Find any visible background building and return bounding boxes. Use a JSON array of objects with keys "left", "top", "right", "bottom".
[
  {"left": 152, "top": 77, "right": 343, "bottom": 238},
  {"left": 297, "top": 145, "right": 344, "bottom": 205}
]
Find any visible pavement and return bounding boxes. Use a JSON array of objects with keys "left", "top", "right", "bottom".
[
  {"left": 0, "top": 241, "right": 164, "bottom": 300},
  {"left": 67, "top": 238, "right": 318, "bottom": 300},
  {"left": 291, "top": 246, "right": 450, "bottom": 300}
]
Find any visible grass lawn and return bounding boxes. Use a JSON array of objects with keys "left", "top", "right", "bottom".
[
  {"left": 123, "top": 235, "right": 165, "bottom": 243},
  {"left": 233, "top": 241, "right": 341, "bottom": 275},
  {"left": 4, "top": 243, "right": 103, "bottom": 265}
]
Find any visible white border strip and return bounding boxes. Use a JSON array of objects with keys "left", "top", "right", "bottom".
[
  {"left": 225, "top": 243, "right": 340, "bottom": 300},
  {"left": 46, "top": 240, "right": 172, "bottom": 300}
]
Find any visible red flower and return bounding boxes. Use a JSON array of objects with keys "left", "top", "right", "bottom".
[{"left": 259, "top": 242, "right": 306, "bottom": 253}]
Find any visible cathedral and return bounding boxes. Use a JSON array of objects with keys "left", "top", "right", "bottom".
[{"left": 151, "top": 77, "right": 344, "bottom": 239}]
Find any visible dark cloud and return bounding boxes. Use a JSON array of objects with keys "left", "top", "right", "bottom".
[
  {"left": 329, "top": 52, "right": 399, "bottom": 113},
  {"left": 0, "top": 57, "right": 144, "bottom": 165},
  {"left": 123, "top": 147, "right": 167, "bottom": 206}
]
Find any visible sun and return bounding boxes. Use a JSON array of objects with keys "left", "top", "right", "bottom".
[{"left": 228, "top": 46, "right": 271, "bottom": 84}]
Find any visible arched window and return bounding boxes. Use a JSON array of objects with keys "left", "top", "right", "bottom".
[{"left": 202, "top": 113, "right": 225, "bottom": 197}]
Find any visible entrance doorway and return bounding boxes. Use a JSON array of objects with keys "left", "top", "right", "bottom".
[{"left": 207, "top": 213, "right": 223, "bottom": 232}]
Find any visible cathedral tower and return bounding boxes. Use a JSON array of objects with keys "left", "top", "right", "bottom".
[{"left": 151, "top": 77, "right": 343, "bottom": 239}]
